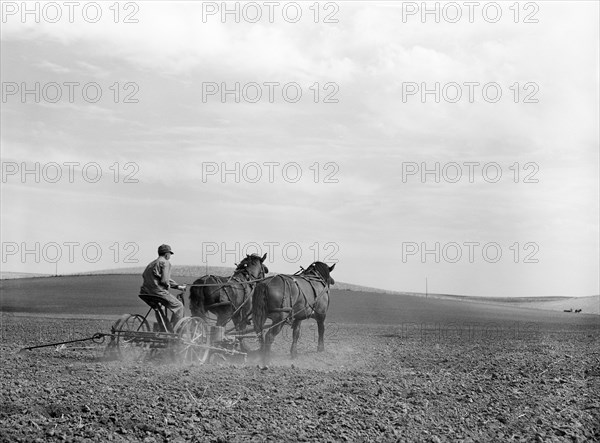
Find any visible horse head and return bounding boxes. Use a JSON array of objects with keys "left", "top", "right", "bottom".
[
  {"left": 305, "top": 261, "right": 336, "bottom": 285},
  {"left": 236, "top": 253, "right": 268, "bottom": 279}
]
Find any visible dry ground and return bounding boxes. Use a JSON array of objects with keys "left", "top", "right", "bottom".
[{"left": 1, "top": 314, "right": 599, "bottom": 442}]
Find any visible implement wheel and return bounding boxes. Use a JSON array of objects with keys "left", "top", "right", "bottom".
[
  {"left": 108, "top": 314, "right": 151, "bottom": 361},
  {"left": 175, "top": 317, "right": 211, "bottom": 364}
]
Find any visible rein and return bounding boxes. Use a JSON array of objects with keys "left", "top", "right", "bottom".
[
  {"left": 189, "top": 257, "right": 268, "bottom": 331},
  {"left": 187, "top": 276, "right": 266, "bottom": 287}
]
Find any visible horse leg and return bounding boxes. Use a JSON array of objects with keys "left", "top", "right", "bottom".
[
  {"left": 316, "top": 314, "right": 325, "bottom": 352},
  {"left": 290, "top": 319, "right": 302, "bottom": 359},
  {"left": 263, "top": 317, "right": 284, "bottom": 366}
]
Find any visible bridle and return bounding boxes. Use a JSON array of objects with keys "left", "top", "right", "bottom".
[
  {"left": 224, "top": 256, "right": 268, "bottom": 325},
  {"left": 301, "top": 263, "right": 330, "bottom": 285},
  {"left": 233, "top": 256, "right": 268, "bottom": 281}
]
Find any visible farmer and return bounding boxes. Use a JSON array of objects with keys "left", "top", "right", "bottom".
[{"left": 139, "top": 244, "right": 186, "bottom": 330}]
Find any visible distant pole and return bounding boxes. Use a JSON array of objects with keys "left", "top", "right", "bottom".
[
  {"left": 426, "top": 277, "right": 428, "bottom": 298},
  {"left": 55, "top": 262, "right": 58, "bottom": 276}
]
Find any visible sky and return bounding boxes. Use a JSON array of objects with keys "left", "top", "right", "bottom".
[{"left": 1, "top": 1, "right": 598, "bottom": 297}]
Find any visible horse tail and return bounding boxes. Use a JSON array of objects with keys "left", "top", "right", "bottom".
[
  {"left": 189, "top": 277, "right": 208, "bottom": 318},
  {"left": 252, "top": 283, "right": 269, "bottom": 334}
]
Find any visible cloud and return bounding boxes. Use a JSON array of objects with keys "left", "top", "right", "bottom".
[
  {"left": 34, "top": 60, "right": 71, "bottom": 74},
  {"left": 1, "top": 2, "right": 598, "bottom": 295}
]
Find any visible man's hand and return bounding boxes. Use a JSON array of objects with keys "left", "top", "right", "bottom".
[{"left": 178, "top": 285, "right": 187, "bottom": 291}]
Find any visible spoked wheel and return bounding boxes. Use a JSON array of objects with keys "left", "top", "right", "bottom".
[
  {"left": 108, "top": 314, "right": 151, "bottom": 361},
  {"left": 175, "top": 317, "right": 211, "bottom": 364}
]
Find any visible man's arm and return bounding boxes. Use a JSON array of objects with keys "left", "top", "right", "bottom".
[
  {"left": 155, "top": 259, "right": 185, "bottom": 290},
  {"left": 152, "top": 260, "right": 170, "bottom": 289}
]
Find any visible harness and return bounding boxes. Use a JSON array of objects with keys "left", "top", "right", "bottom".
[
  {"left": 216, "top": 264, "right": 267, "bottom": 326},
  {"left": 292, "top": 274, "right": 328, "bottom": 317},
  {"left": 264, "top": 267, "right": 330, "bottom": 332}
]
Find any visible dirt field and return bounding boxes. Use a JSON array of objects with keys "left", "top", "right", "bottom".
[{"left": 1, "top": 313, "right": 599, "bottom": 442}]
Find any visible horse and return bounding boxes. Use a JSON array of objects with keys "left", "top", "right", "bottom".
[
  {"left": 252, "top": 261, "right": 335, "bottom": 365},
  {"left": 189, "top": 253, "right": 268, "bottom": 335}
]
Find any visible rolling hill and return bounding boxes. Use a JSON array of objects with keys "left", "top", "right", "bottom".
[
  {"left": 2, "top": 266, "right": 597, "bottom": 315},
  {"left": 2, "top": 265, "right": 405, "bottom": 294},
  {"left": 1, "top": 275, "right": 598, "bottom": 327}
]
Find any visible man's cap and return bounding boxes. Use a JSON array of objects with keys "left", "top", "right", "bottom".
[{"left": 158, "top": 244, "right": 174, "bottom": 255}]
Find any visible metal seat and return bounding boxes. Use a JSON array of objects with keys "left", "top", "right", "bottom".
[{"left": 138, "top": 294, "right": 172, "bottom": 333}]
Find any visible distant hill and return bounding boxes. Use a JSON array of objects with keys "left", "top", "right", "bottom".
[
  {"left": 418, "top": 293, "right": 599, "bottom": 315},
  {"left": 70, "top": 265, "right": 236, "bottom": 279},
  {"left": 1, "top": 275, "right": 598, "bottom": 326},
  {"left": 1, "top": 272, "right": 52, "bottom": 279},
  {"left": 2, "top": 267, "right": 597, "bottom": 315},
  {"left": 59, "top": 265, "right": 405, "bottom": 295}
]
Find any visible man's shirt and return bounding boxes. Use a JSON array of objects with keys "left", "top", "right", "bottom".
[{"left": 140, "top": 256, "right": 177, "bottom": 296}]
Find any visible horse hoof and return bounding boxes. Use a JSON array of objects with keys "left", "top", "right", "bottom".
[{"left": 317, "top": 346, "right": 324, "bottom": 353}]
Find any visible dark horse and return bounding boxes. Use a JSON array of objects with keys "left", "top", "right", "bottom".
[
  {"left": 189, "top": 253, "right": 268, "bottom": 334},
  {"left": 252, "top": 262, "right": 335, "bottom": 364}
]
